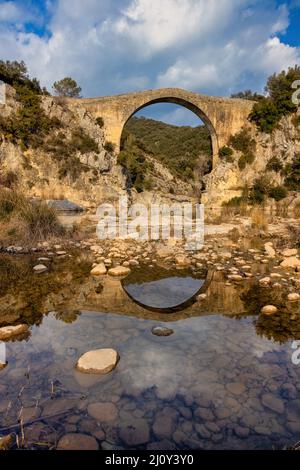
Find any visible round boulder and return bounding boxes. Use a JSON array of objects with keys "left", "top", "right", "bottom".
[
  {"left": 76, "top": 348, "right": 119, "bottom": 374},
  {"left": 108, "top": 266, "right": 131, "bottom": 277},
  {"left": 261, "top": 305, "right": 278, "bottom": 316}
]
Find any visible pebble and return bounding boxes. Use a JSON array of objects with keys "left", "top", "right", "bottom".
[
  {"left": 57, "top": 433, "right": 99, "bottom": 450},
  {"left": 108, "top": 266, "right": 131, "bottom": 277},
  {"left": 0, "top": 324, "right": 29, "bottom": 340},
  {"left": 33, "top": 264, "right": 48, "bottom": 273},
  {"left": 152, "top": 326, "right": 174, "bottom": 337},
  {"left": 261, "top": 305, "right": 278, "bottom": 315}
]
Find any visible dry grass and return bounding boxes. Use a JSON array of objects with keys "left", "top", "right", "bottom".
[
  {"left": 250, "top": 207, "right": 269, "bottom": 232},
  {"left": 0, "top": 188, "right": 64, "bottom": 246}
]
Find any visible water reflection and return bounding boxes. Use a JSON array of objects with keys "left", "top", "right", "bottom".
[{"left": 122, "top": 266, "right": 209, "bottom": 312}]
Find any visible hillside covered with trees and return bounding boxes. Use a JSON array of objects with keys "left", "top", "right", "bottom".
[{"left": 120, "top": 116, "right": 212, "bottom": 186}]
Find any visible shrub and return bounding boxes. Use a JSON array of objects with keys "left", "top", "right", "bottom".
[
  {"left": 238, "top": 152, "right": 255, "bottom": 170},
  {"left": 230, "top": 90, "right": 264, "bottom": 101},
  {"left": 284, "top": 153, "right": 300, "bottom": 190},
  {"left": 266, "top": 156, "right": 283, "bottom": 172},
  {"left": 70, "top": 129, "right": 99, "bottom": 154},
  {"left": 250, "top": 66, "right": 300, "bottom": 133},
  {"left": 268, "top": 186, "right": 288, "bottom": 201},
  {"left": 249, "top": 176, "right": 271, "bottom": 205},
  {"left": 95, "top": 117, "right": 104, "bottom": 128},
  {"left": 222, "top": 196, "right": 244, "bottom": 207},
  {"left": 104, "top": 141, "right": 115, "bottom": 153},
  {"left": 229, "top": 128, "right": 256, "bottom": 154},
  {"left": 0, "top": 170, "right": 18, "bottom": 188},
  {"left": 219, "top": 146, "right": 234, "bottom": 162}
]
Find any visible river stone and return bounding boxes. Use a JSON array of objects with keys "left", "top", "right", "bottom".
[
  {"left": 108, "top": 266, "right": 131, "bottom": 277},
  {"left": 57, "top": 433, "right": 98, "bottom": 450},
  {"left": 287, "top": 293, "right": 300, "bottom": 301},
  {"left": 175, "top": 254, "right": 190, "bottom": 266},
  {"left": 119, "top": 417, "right": 150, "bottom": 446},
  {"left": 261, "top": 305, "right": 278, "bottom": 315},
  {"left": 280, "top": 257, "right": 300, "bottom": 268},
  {"left": 76, "top": 348, "right": 119, "bottom": 374},
  {"left": 33, "top": 264, "right": 48, "bottom": 273},
  {"left": 151, "top": 326, "right": 174, "bottom": 337},
  {"left": 152, "top": 413, "right": 175, "bottom": 439},
  {"left": 226, "top": 382, "right": 246, "bottom": 395},
  {"left": 90, "top": 263, "right": 107, "bottom": 276},
  {"left": 281, "top": 248, "right": 298, "bottom": 257},
  {"left": 0, "top": 324, "right": 28, "bottom": 340},
  {"left": 46, "top": 199, "right": 84, "bottom": 212},
  {"left": 88, "top": 402, "right": 118, "bottom": 423},
  {"left": 228, "top": 274, "right": 243, "bottom": 282},
  {"left": 261, "top": 393, "right": 285, "bottom": 414},
  {"left": 0, "top": 434, "right": 14, "bottom": 450},
  {"left": 264, "top": 243, "right": 275, "bottom": 257}
]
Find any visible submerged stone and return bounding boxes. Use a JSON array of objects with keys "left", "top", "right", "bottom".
[
  {"left": 152, "top": 326, "right": 174, "bottom": 337},
  {"left": 57, "top": 433, "right": 98, "bottom": 450}
]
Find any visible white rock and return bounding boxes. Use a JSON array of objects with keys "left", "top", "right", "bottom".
[
  {"left": 197, "top": 293, "right": 207, "bottom": 300},
  {"left": 175, "top": 255, "right": 191, "bottom": 267},
  {"left": 228, "top": 274, "right": 243, "bottom": 281},
  {"left": 33, "top": 264, "right": 48, "bottom": 273},
  {"left": 261, "top": 305, "right": 278, "bottom": 315},
  {"left": 280, "top": 257, "right": 300, "bottom": 269},
  {"left": 281, "top": 248, "right": 298, "bottom": 257},
  {"left": 264, "top": 243, "right": 276, "bottom": 257},
  {"left": 0, "top": 324, "right": 29, "bottom": 340},
  {"left": 287, "top": 293, "right": 300, "bottom": 302},
  {"left": 259, "top": 277, "right": 271, "bottom": 285},
  {"left": 90, "top": 263, "right": 107, "bottom": 276},
  {"left": 76, "top": 348, "right": 119, "bottom": 374},
  {"left": 108, "top": 266, "right": 131, "bottom": 277}
]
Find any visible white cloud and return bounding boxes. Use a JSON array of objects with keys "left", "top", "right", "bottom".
[{"left": 0, "top": 0, "right": 299, "bottom": 99}]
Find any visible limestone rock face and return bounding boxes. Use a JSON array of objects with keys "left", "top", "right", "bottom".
[
  {"left": 0, "top": 324, "right": 29, "bottom": 340},
  {"left": 76, "top": 348, "right": 119, "bottom": 374}
]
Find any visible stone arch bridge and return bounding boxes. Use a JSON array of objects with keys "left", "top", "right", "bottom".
[{"left": 71, "top": 88, "right": 254, "bottom": 168}]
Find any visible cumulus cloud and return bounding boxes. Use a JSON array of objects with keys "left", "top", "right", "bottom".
[{"left": 0, "top": 0, "right": 299, "bottom": 100}]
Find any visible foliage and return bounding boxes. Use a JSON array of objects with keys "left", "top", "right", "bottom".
[
  {"left": 0, "top": 84, "right": 61, "bottom": 148},
  {"left": 52, "top": 77, "right": 82, "bottom": 98},
  {"left": 118, "top": 133, "right": 153, "bottom": 192},
  {"left": 95, "top": 117, "right": 104, "bottom": 128},
  {"left": 250, "top": 66, "right": 300, "bottom": 133},
  {"left": 284, "top": 153, "right": 300, "bottom": 190},
  {"left": 123, "top": 116, "right": 212, "bottom": 182},
  {"left": 266, "top": 156, "right": 283, "bottom": 172},
  {"left": 0, "top": 60, "right": 48, "bottom": 94},
  {"left": 230, "top": 90, "right": 264, "bottom": 101},
  {"left": 268, "top": 186, "right": 288, "bottom": 201},
  {"left": 219, "top": 146, "right": 233, "bottom": 162},
  {"left": 43, "top": 128, "right": 98, "bottom": 181},
  {"left": 0, "top": 189, "right": 64, "bottom": 242},
  {"left": 0, "top": 170, "right": 18, "bottom": 188},
  {"left": 229, "top": 128, "right": 256, "bottom": 154},
  {"left": 222, "top": 196, "right": 244, "bottom": 207},
  {"left": 238, "top": 152, "right": 255, "bottom": 170},
  {"left": 104, "top": 141, "right": 115, "bottom": 153},
  {"left": 249, "top": 176, "right": 271, "bottom": 205}
]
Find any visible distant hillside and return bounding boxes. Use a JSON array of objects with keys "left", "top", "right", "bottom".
[{"left": 121, "top": 116, "right": 212, "bottom": 183}]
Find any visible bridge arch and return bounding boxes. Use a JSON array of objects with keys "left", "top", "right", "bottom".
[{"left": 120, "top": 95, "right": 219, "bottom": 167}]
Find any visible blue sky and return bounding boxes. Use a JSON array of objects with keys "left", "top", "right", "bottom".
[{"left": 0, "top": 0, "right": 299, "bottom": 126}]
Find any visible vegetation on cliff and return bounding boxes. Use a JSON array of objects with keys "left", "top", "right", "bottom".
[
  {"left": 249, "top": 66, "right": 300, "bottom": 133},
  {"left": 121, "top": 116, "right": 212, "bottom": 187}
]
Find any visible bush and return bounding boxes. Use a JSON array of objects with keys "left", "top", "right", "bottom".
[
  {"left": 249, "top": 176, "right": 271, "bottom": 205},
  {"left": 238, "top": 152, "right": 255, "bottom": 170},
  {"left": 250, "top": 66, "right": 300, "bottom": 133},
  {"left": 284, "top": 153, "right": 300, "bottom": 190},
  {"left": 229, "top": 128, "right": 256, "bottom": 154},
  {"left": 104, "top": 141, "right": 115, "bottom": 153},
  {"left": 0, "top": 170, "right": 18, "bottom": 188},
  {"left": 222, "top": 196, "right": 244, "bottom": 207},
  {"left": 70, "top": 129, "right": 99, "bottom": 154},
  {"left": 0, "top": 60, "right": 47, "bottom": 95},
  {"left": 219, "top": 146, "right": 234, "bottom": 162},
  {"left": 230, "top": 90, "right": 264, "bottom": 101},
  {"left": 268, "top": 186, "right": 288, "bottom": 201},
  {"left": 95, "top": 117, "right": 104, "bottom": 128},
  {"left": 0, "top": 189, "right": 64, "bottom": 242},
  {"left": 266, "top": 156, "right": 283, "bottom": 172}
]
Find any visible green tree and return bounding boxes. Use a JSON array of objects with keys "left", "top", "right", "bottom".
[
  {"left": 231, "top": 90, "right": 264, "bottom": 101},
  {"left": 53, "top": 77, "right": 82, "bottom": 98}
]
